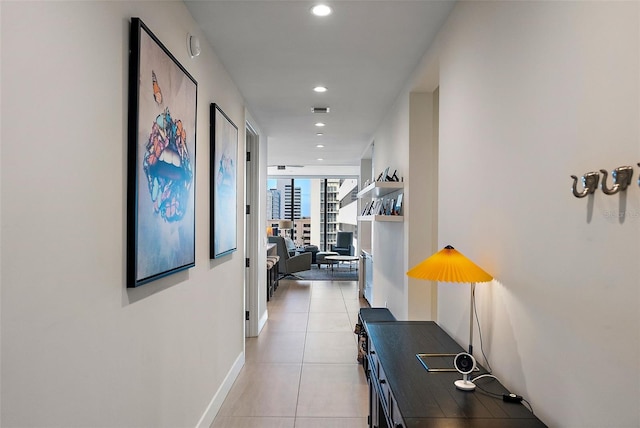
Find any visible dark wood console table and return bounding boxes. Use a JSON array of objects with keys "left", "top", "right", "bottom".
[{"left": 365, "top": 321, "right": 546, "bottom": 428}]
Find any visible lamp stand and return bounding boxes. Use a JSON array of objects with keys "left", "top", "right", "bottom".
[{"left": 468, "top": 282, "right": 475, "bottom": 355}]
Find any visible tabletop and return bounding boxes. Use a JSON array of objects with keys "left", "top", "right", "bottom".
[{"left": 325, "top": 255, "right": 359, "bottom": 261}]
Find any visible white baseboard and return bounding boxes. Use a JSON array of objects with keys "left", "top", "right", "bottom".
[
  {"left": 195, "top": 351, "right": 245, "bottom": 428},
  {"left": 258, "top": 309, "right": 268, "bottom": 334}
]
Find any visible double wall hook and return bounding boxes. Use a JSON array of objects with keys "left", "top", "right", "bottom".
[
  {"left": 571, "top": 172, "right": 600, "bottom": 198},
  {"left": 600, "top": 166, "right": 634, "bottom": 195},
  {"left": 571, "top": 165, "right": 638, "bottom": 197}
]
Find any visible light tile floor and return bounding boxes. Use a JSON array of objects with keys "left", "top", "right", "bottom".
[{"left": 211, "top": 278, "right": 370, "bottom": 428}]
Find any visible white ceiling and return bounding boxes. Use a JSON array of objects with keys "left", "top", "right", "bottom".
[{"left": 185, "top": 0, "right": 455, "bottom": 173}]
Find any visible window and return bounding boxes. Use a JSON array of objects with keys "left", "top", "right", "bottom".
[{"left": 267, "top": 177, "right": 357, "bottom": 251}]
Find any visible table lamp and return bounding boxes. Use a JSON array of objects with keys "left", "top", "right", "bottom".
[
  {"left": 278, "top": 220, "right": 293, "bottom": 240},
  {"left": 407, "top": 245, "right": 493, "bottom": 355}
]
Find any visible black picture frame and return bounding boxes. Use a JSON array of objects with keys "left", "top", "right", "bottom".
[
  {"left": 127, "top": 18, "right": 198, "bottom": 287},
  {"left": 210, "top": 104, "right": 238, "bottom": 259}
]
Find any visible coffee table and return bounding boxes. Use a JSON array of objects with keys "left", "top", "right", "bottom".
[{"left": 325, "top": 255, "right": 359, "bottom": 273}]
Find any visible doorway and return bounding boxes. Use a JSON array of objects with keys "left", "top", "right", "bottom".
[{"left": 245, "top": 123, "right": 260, "bottom": 337}]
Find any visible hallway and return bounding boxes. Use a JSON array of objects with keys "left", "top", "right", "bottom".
[{"left": 211, "top": 278, "right": 370, "bottom": 428}]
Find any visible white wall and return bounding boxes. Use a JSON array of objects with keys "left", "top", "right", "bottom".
[
  {"left": 369, "top": 90, "right": 439, "bottom": 321},
  {"left": 435, "top": 2, "right": 638, "bottom": 427},
  {"left": 407, "top": 92, "right": 438, "bottom": 320},
  {"left": 372, "top": 1, "right": 639, "bottom": 426},
  {"left": 358, "top": 158, "right": 372, "bottom": 255},
  {"left": 1, "top": 2, "right": 247, "bottom": 427},
  {"left": 370, "top": 93, "right": 410, "bottom": 314}
]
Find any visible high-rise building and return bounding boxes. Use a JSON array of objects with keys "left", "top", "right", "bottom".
[
  {"left": 293, "top": 218, "right": 311, "bottom": 247},
  {"left": 336, "top": 178, "right": 358, "bottom": 248},
  {"left": 266, "top": 188, "right": 280, "bottom": 220},
  {"left": 284, "top": 184, "right": 302, "bottom": 220},
  {"left": 320, "top": 179, "right": 340, "bottom": 249}
]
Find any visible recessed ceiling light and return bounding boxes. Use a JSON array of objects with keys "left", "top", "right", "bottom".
[
  {"left": 313, "top": 86, "right": 327, "bottom": 93},
  {"left": 311, "top": 4, "right": 332, "bottom": 17},
  {"left": 315, "top": 122, "right": 325, "bottom": 127},
  {"left": 316, "top": 144, "right": 325, "bottom": 148},
  {"left": 316, "top": 132, "right": 324, "bottom": 136},
  {"left": 317, "top": 158, "right": 324, "bottom": 161}
]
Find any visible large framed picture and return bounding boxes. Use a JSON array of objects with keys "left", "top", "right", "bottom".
[
  {"left": 127, "top": 18, "right": 198, "bottom": 287},
  {"left": 210, "top": 104, "right": 238, "bottom": 259}
]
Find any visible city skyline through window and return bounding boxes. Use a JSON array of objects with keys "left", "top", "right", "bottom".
[
  {"left": 267, "top": 179, "right": 310, "bottom": 218},
  {"left": 266, "top": 177, "right": 358, "bottom": 251}
]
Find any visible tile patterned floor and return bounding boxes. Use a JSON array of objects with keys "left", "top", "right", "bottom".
[{"left": 211, "top": 278, "right": 370, "bottom": 428}]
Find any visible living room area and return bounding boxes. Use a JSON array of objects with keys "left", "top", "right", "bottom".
[{"left": 266, "top": 178, "right": 360, "bottom": 284}]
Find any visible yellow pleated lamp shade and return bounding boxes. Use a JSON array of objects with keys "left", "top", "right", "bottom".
[{"left": 407, "top": 245, "right": 493, "bottom": 283}]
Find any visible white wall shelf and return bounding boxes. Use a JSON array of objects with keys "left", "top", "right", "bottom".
[
  {"left": 357, "top": 181, "right": 404, "bottom": 199},
  {"left": 358, "top": 215, "right": 404, "bottom": 222},
  {"left": 358, "top": 181, "right": 404, "bottom": 222}
]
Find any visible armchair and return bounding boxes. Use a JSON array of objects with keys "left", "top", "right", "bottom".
[
  {"left": 331, "top": 231, "right": 354, "bottom": 256},
  {"left": 284, "top": 236, "right": 296, "bottom": 256},
  {"left": 268, "top": 236, "right": 312, "bottom": 279}
]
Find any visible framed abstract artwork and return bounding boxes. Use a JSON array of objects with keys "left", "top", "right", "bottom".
[
  {"left": 127, "top": 18, "right": 198, "bottom": 287},
  {"left": 210, "top": 103, "right": 238, "bottom": 259}
]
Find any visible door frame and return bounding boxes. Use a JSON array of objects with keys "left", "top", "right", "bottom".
[{"left": 245, "top": 121, "right": 260, "bottom": 337}]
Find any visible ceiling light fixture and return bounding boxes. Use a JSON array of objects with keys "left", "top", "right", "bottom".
[
  {"left": 316, "top": 144, "right": 325, "bottom": 148},
  {"left": 316, "top": 133, "right": 324, "bottom": 136},
  {"left": 311, "top": 4, "right": 332, "bottom": 17},
  {"left": 315, "top": 122, "right": 325, "bottom": 127},
  {"left": 313, "top": 86, "right": 327, "bottom": 93},
  {"left": 317, "top": 158, "right": 324, "bottom": 161}
]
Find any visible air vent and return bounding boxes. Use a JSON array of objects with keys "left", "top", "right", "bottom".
[
  {"left": 269, "top": 165, "right": 304, "bottom": 169},
  {"left": 312, "top": 107, "right": 330, "bottom": 114}
]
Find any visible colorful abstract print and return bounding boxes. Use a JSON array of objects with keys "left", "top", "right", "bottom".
[{"left": 142, "top": 71, "right": 193, "bottom": 222}]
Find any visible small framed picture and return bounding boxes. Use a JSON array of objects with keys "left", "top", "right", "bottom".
[
  {"left": 371, "top": 200, "right": 379, "bottom": 215},
  {"left": 363, "top": 201, "right": 373, "bottom": 215},
  {"left": 210, "top": 103, "right": 239, "bottom": 259},
  {"left": 394, "top": 193, "right": 403, "bottom": 215},
  {"left": 368, "top": 201, "right": 375, "bottom": 215},
  {"left": 382, "top": 167, "right": 390, "bottom": 182},
  {"left": 375, "top": 200, "right": 383, "bottom": 215}
]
